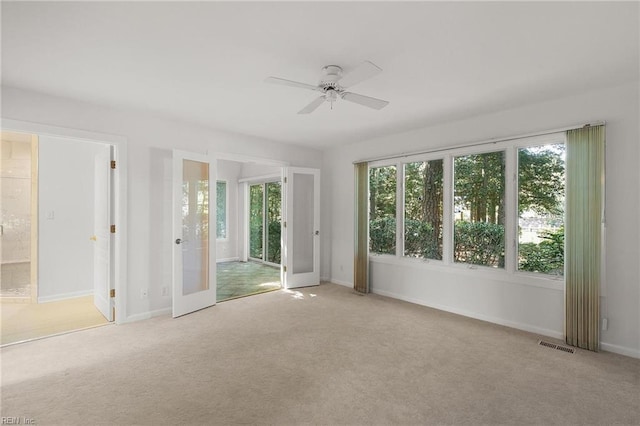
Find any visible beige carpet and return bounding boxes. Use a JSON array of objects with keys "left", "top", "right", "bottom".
[
  {"left": 1, "top": 296, "right": 110, "bottom": 345},
  {"left": 1, "top": 283, "right": 638, "bottom": 425}
]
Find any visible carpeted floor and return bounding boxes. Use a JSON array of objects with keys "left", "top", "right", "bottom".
[
  {"left": 1, "top": 296, "right": 110, "bottom": 345},
  {"left": 1, "top": 283, "right": 638, "bottom": 425},
  {"left": 216, "top": 261, "right": 281, "bottom": 301}
]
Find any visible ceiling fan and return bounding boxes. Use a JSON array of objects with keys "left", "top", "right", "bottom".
[{"left": 265, "top": 61, "right": 389, "bottom": 114}]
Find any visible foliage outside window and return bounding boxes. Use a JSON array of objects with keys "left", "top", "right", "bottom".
[
  {"left": 369, "top": 165, "right": 397, "bottom": 255},
  {"left": 266, "top": 182, "right": 282, "bottom": 264},
  {"left": 454, "top": 152, "right": 506, "bottom": 268},
  {"left": 216, "top": 181, "right": 227, "bottom": 239},
  {"left": 249, "top": 181, "right": 282, "bottom": 264},
  {"left": 404, "top": 160, "right": 443, "bottom": 260},
  {"left": 249, "top": 184, "right": 263, "bottom": 259},
  {"left": 367, "top": 134, "right": 565, "bottom": 278},
  {"left": 518, "top": 144, "right": 565, "bottom": 275}
]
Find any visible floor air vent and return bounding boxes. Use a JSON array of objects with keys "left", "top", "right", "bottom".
[{"left": 538, "top": 340, "right": 575, "bottom": 354}]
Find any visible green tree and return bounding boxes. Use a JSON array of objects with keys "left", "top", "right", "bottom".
[
  {"left": 249, "top": 184, "right": 263, "bottom": 259},
  {"left": 369, "top": 166, "right": 397, "bottom": 254},
  {"left": 454, "top": 152, "right": 506, "bottom": 267},
  {"left": 266, "top": 182, "right": 281, "bottom": 264},
  {"left": 518, "top": 145, "right": 565, "bottom": 215}
]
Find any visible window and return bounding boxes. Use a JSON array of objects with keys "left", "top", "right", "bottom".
[
  {"left": 404, "top": 160, "right": 443, "bottom": 260},
  {"left": 366, "top": 132, "right": 566, "bottom": 281},
  {"left": 265, "top": 181, "right": 282, "bottom": 264},
  {"left": 517, "top": 143, "right": 565, "bottom": 275},
  {"left": 249, "top": 184, "right": 263, "bottom": 259},
  {"left": 216, "top": 181, "right": 227, "bottom": 240},
  {"left": 248, "top": 181, "right": 282, "bottom": 264},
  {"left": 454, "top": 151, "right": 505, "bottom": 268},
  {"left": 369, "top": 165, "right": 397, "bottom": 255}
]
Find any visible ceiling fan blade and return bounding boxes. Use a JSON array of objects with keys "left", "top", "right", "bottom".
[
  {"left": 298, "top": 96, "right": 326, "bottom": 114},
  {"left": 341, "top": 92, "right": 389, "bottom": 110},
  {"left": 338, "top": 61, "right": 383, "bottom": 88},
  {"left": 265, "top": 76, "right": 318, "bottom": 91}
]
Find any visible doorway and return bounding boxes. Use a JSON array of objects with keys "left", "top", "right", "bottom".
[
  {"left": 1, "top": 129, "right": 119, "bottom": 345},
  {"left": 213, "top": 159, "right": 283, "bottom": 302}
]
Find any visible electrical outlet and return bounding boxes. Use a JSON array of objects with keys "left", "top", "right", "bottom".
[
  {"left": 602, "top": 318, "right": 608, "bottom": 331},
  {"left": 141, "top": 288, "right": 148, "bottom": 299},
  {"left": 161, "top": 286, "right": 168, "bottom": 297}
]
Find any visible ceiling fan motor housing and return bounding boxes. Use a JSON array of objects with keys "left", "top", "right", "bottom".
[{"left": 320, "top": 65, "right": 343, "bottom": 90}]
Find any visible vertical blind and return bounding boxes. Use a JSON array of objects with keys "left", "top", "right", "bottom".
[
  {"left": 354, "top": 162, "right": 369, "bottom": 293},
  {"left": 565, "top": 125, "right": 605, "bottom": 351}
]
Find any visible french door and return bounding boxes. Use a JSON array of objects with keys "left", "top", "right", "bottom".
[
  {"left": 172, "top": 150, "right": 216, "bottom": 317},
  {"left": 283, "top": 167, "right": 320, "bottom": 289}
]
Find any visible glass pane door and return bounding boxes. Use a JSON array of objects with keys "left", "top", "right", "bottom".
[
  {"left": 172, "top": 150, "right": 216, "bottom": 317},
  {"left": 181, "top": 160, "right": 210, "bottom": 295},
  {"left": 284, "top": 167, "right": 320, "bottom": 288},
  {"left": 292, "top": 173, "right": 314, "bottom": 274}
]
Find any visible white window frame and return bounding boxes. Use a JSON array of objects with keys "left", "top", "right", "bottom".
[{"left": 368, "top": 132, "right": 566, "bottom": 290}]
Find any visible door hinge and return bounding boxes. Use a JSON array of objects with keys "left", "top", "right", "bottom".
[
  {"left": 283, "top": 266, "right": 287, "bottom": 272},
  {"left": 110, "top": 289, "right": 115, "bottom": 298},
  {"left": 111, "top": 160, "right": 116, "bottom": 169},
  {"left": 110, "top": 225, "right": 116, "bottom": 233},
  {"left": 283, "top": 221, "right": 287, "bottom": 228},
  {"left": 284, "top": 177, "right": 287, "bottom": 184}
]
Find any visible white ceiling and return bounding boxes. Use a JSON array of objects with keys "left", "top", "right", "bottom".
[{"left": 2, "top": 2, "right": 638, "bottom": 150}]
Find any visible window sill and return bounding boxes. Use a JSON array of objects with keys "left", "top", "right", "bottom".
[{"left": 368, "top": 254, "right": 563, "bottom": 291}]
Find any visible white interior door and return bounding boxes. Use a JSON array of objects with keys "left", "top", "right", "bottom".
[
  {"left": 93, "top": 145, "right": 113, "bottom": 321},
  {"left": 172, "top": 150, "right": 216, "bottom": 317},
  {"left": 283, "top": 167, "right": 320, "bottom": 289}
]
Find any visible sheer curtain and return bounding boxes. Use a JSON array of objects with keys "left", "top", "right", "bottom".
[
  {"left": 565, "top": 125, "right": 605, "bottom": 351},
  {"left": 354, "top": 162, "right": 369, "bottom": 293}
]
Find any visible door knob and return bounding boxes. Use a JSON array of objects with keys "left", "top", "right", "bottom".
[
  {"left": 90, "top": 235, "right": 97, "bottom": 241},
  {"left": 315, "top": 230, "right": 320, "bottom": 235},
  {"left": 175, "top": 238, "right": 182, "bottom": 245}
]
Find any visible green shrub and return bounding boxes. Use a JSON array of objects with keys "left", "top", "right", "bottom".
[
  {"left": 369, "top": 216, "right": 396, "bottom": 254},
  {"left": 519, "top": 227, "right": 564, "bottom": 275},
  {"left": 404, "top": 219, "right": 440, "bottom": 259},
  {"left": 454, "top": 221, "right": 505, "bottom": 267}
]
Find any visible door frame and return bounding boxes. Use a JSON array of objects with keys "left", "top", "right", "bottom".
[
  {"left": 210, "top": 152, "right": 288, "bottom": 265},
  {"left": 1, "top": 118, "right": 128, "bottom": 324}
]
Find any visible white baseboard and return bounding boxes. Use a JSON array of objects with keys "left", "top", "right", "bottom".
[
  {"left": 601, "top": 342, "right": 640, "bottom": 359},
  {"left": 38, "top": 289, "right": 93, "bottom": 303},
  {"left": 124, "top": 307, "right": 171, "bottom": 323},
  {"left": 217, "top": 257, "right": 239, "bottom": 263},
  {"left": 371, "top": 288, "right": 564, "bottom": 341},
  {"left": 328, "top": 278, "right": 352, "bottom": 288}
]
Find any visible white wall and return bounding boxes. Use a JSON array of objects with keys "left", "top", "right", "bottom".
[
  {"left": 322, "top": 81, "right": 640, "bottom": 358},
  {"left": 38, "top": 136, "right": 108, "bottom": 301},
  {"left": 216, "top": 159, "right": 242, "bottom": 262},
  {"left": 239, "top": 163, "right": 281, "bottom": 180},
  {"left": 1, "top": 86, "right": 322, "bottom": 321}
]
